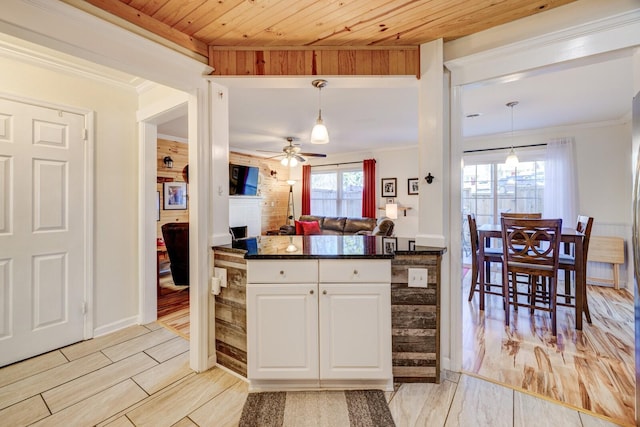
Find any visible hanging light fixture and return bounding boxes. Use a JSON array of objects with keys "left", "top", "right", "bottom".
[
  {"left": 310, "top": 79, "right": 329, "bottom": 144},
  {"left": 505, "top": 101, "right": 519, "bottom": 167}
]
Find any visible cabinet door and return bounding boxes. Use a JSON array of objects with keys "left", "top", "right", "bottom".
[
  {"left": 247, "top": 283, "right": 319, "bottom": 380},
  {"left": 319, "top": 283, "right": 392, "bottom": 380}
]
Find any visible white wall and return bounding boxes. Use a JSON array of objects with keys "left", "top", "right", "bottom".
[
  {"left": 0, "top": 55, "right": 140, "bottom": 331},
  {"left": 306, "top": 145, "right": 420, "bottom": 238}
]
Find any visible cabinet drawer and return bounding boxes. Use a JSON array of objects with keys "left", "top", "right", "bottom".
[
  {"left": 319, "top": 259, "right": 390, "bottom": 283},
  {"left": 247, "top": 260, "right": 318, "bottom": 283}
]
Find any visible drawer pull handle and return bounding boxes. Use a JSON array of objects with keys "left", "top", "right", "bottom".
[
  {"left": 353, "top": 270, "right": 358, "bottom": 275},
  {"left": 310, "top": 289, "right": 314, "bottom": 295},
  {"left": 279, "top": 270, "right": 285, "bottom": 275},
  {"left": 323, "top": 290, "right": 327, "bottom": 295}
]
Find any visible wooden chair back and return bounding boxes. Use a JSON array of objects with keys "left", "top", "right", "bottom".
[
  {"left": 501, "top": 212, "right": 542, "bottom": 219},
  {"left": 501, "top": 218, "right": 562, "bottom": 271}
]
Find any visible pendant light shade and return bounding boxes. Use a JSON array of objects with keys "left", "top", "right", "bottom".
[
  {"left": 505, "top": 147, "right": 519, "bottom": 167},
  {"left": 310, "top": 79, "right": 329, "bottom": 144},
  {"left": 505, "top": 101, "right": 519, "bottom": 167}
]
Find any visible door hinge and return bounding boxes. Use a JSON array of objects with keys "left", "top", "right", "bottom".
[
  {"left": 82, "top": 302, "right": 87, "bottom": 315},
  {"left": 83, "top": 128, "right": 88, "bottom": 141}
]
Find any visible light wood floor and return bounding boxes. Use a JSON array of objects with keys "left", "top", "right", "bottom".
[
  {"left": 0, "top": 323, "right": 624, "bottom": 426},
  {"left": 463, "top": 269, "right": 635, "bottom": 426},
  {"left": 157, "top": 285, "right": 190, "bottom": 339}
]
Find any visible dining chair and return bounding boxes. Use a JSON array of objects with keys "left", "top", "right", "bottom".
[
  {"left": 467, "top": 213, "right": 503, "bottom": 304},
  {"left": 501, "top": 212, "right": 542, "bottom": 219},
  {"left": 501, "top": 218, "right": 563, "bottom": 335},
  {"left": 557, "top": 215, "right": 594, "bottom": 324}
]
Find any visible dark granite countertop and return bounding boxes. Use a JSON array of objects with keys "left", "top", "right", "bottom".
[{"left": 213, "top": 235, "right": 446, "bottom": 259}]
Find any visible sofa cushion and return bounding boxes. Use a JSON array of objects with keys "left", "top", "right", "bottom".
[
  {"left": 323, "top": 217, "right": 347, "bottom": 232},
  {"left": 301, "top": 220, "right": 322, "bottom": 235},
  {"left": 299, "top": 215, "right": 325, "bottom": 229},
  {"left": 296, "top": 220, "right": 320, "bottom": 235},
  {"left": 344, "top": 217, "right": 377, "bottom": 234}
]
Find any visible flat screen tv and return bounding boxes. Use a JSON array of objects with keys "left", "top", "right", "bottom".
[{"left": 229, "top": 164, "right": 259, "bottom": 196}]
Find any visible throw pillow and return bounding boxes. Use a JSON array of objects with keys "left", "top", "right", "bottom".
[
  {"left": 295, "top": 220, "right": 304, "bottom": 235},
  {"left": 301, "top": 220, "right": 322, "bottom": 235}
]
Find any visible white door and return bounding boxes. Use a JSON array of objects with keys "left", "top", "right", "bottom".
[
  {"left": 0, "top": 97, "right": 87, "bottom": 367},
  {"left": 247, "top": 283, "right": 319, "bottom": 380},
  {"left": 319, "top": 283, "right": 392, "bottom": 380}
]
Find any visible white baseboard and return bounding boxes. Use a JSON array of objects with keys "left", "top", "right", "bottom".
[{"left": 93, "top": 315, "right": 139, "bottom": 338}]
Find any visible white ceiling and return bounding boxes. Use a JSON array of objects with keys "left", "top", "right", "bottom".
[{"left": 158, "top": 53, "right": 634, "bottom": 156}]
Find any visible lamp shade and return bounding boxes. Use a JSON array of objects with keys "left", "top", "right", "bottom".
[
  {"left": 505, "top": 147, "right": 519, "bottom": 167},
  {"left": 385, "top": 203, "right": 398, "bottom": 220},
  {"left": 310, "top": 118, "right": 329, "bottom": 144}
]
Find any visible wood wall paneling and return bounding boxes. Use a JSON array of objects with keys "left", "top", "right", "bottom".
[
  {"left": 229, "top": 152, "right": 292, "bottom": 234},
  {"left": 209, "top": 48, "right": 420, "bottom": 77},
  {"left": 157, "top": 139, "right": 189, "bottom": 239},
  {"left": 213, "top": 249, "right": 248, "bottom": 377},
  {"left": 390, "top": 253, "right": 441, "bottom": 383}
]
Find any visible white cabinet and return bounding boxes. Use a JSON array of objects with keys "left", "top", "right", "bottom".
[
  {"left": 247, "top": 283, "right": 318, "bottom": 380},
  {"left": 319, "top": 282, "right": 391, "bottom": 380},
  {"left": 246, "top": 259, "right": 392, "bottom": 390}
]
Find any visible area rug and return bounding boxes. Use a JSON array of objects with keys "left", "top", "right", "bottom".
[{"left": 239, "top": 389, "right": 395, "bottom": 427}]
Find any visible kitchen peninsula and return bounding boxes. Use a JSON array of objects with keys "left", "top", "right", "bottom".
[{"left": 212, "top": 235, "right": 445, "bottom": 391}]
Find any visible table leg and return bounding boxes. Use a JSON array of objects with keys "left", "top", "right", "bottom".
[
  {"left": 574, "top": 237, "right": 584, "bottom": 330},
  {"left": 478, "top": 236, "right": 486, "bottom": 311}
]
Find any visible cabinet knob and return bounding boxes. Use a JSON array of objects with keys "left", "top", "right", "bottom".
[
  {"left": 323, "top": 290, "right": 327, "bottom": 295},
  {"left": 353, "top": 270, "right": 358, "bottom": 275},
  {"left": 279, "top": 270, "right": 285, "bottom": 275},
  {"left": 310, "top": 289, "right": 314, "bottom": 295}
]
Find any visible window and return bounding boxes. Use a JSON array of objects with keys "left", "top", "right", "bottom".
[
  {"left": 311, "top": 168, "right": 363, "bottom": 217},
  {"left": 463, "top": 160, "right": 545, "bottom": 226}
]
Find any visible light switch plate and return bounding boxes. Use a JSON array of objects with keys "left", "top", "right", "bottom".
[{"left": 408, "top": 268, "right": 428, "bottom": 288}]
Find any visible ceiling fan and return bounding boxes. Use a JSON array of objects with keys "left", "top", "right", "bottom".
[{"left": 260, "top": 137, "right": 327, "bottom": 167}]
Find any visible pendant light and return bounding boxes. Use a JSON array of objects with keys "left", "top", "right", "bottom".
[
  {"left": 505, "top": 101, "right": 519, "bottom": 167},
  {"left": 310, "top": 79, "right": 329, "bottom": 144}
]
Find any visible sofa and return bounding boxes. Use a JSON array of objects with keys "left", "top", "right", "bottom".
[{"left": 279, "top": 215, "right": 394, "bottom": 236}]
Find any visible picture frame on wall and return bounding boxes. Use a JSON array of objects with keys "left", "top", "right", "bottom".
[
  {"left": 408, "top": 178, "right": 419, "bottom": 195},
  {"left": 381, "top": 178, "right": 397, "bottom": 197},
  {"left": 163, "top": 182, "right": 187, "bottom": 210},
  {"left": 382, "top": 237, "right": 397, "bottom": 254},
  {"left": 156, "top": 191, "right": 161, "bottom": 221}
]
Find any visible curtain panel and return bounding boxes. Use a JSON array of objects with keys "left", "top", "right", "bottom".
[
  {"left": 362, "top": 159, "right": 377, "bottom": 218},
  {"left": 543, "top": 138, "right": 578, "bottom": 225},
  {"left": 301, "top": 164, "right": 311, "bottom": 215}
]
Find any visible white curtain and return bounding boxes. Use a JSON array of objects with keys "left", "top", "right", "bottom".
[{"left": 543, "top": 138, "right": 578, "bottom": 226}]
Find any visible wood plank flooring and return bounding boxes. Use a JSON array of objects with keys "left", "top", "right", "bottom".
[
  {"left": 463, "top": 269, "right": 635, "bottom": 426},
  {"left": 0, "top": 323, "right": 624, "bottom": 426},
  {"left": 157, "top": 278, "right": 190, "bottom": 339}
]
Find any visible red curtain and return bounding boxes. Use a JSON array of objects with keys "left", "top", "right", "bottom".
[
  {"left": 301, "top": 164, "right": 311, "bottom": 215},
  {"left": 362, "top": 159, "right": 376, "bottom": 218}
]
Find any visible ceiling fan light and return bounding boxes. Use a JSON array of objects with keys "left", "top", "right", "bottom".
[
  {"left": 311, "top": 117, "right": 329, "bottom": 144},
  {"left": 289, "top": 157, "right": 298, "bottom": 167},
  {"left": 281, "top": 157, "right": 289, "bottom": 166}
]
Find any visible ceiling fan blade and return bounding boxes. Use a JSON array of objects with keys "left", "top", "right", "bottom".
[
  {"left": 299, "top": 152, "right": 327, "bottom": 157},
  {"left": 294, "top": 155, "right": 306, "bottom": 162}
]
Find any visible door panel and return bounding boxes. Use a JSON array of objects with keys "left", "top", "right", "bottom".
[{"left": 0, "top": 97, "right": 86, "bottom": 366}]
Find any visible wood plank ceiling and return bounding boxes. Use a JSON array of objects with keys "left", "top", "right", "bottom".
[{"left": 83, "top": 0, "right": 577, "bottom": 76}]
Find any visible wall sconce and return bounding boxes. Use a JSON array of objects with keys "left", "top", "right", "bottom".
[
  {"left": 270, "top": 170, "right": 278, "bottom": 178},
  {"left": 163, "top": 156, "right": 174, "bottom": 169},
  {"left": 425, "top": 173, "right": 434, "bottom": 184}
]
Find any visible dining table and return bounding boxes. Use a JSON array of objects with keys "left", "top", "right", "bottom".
[{"left": 476, "top": 223, "right": 586, "bottom": 330}]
